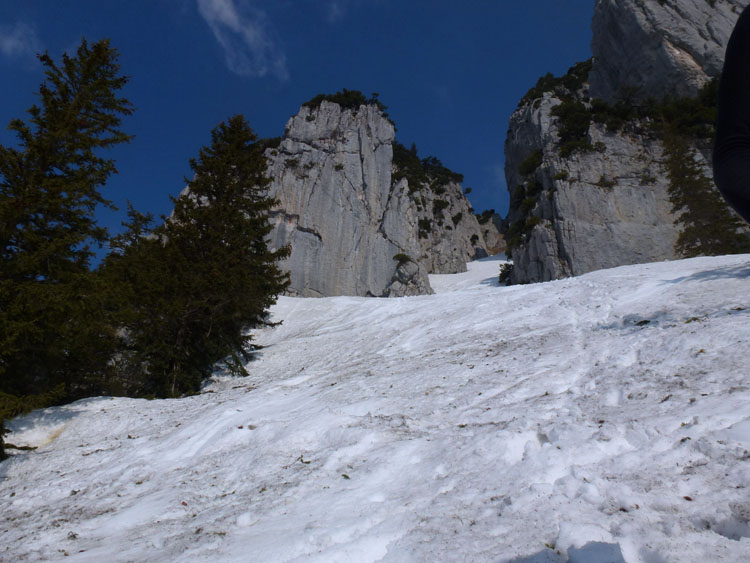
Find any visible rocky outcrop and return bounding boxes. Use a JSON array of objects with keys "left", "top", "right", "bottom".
[
  {"left": 590, "top": 0, "right": 747, "bottom": 102},
  {"left": 265, "top": 99, "right": 490, "bottom": 297},
  {"left": 406, "top": 178, "right": 488, "bottom": 273},
  {"left": 504, "top": 2, "right": 747, "bottom": 285},
  {"left": 505, "top": 91, "right": 682, "bottom": 284},
  {"left": 477, "top": 212, "right": 506, "bottom": 256}
]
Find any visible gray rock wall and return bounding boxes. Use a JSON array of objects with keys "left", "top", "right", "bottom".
[
  {"left": 590, "top": 0, "right": 747, "bottom": 102},
  {"left": 504, "top": 0, "right": 746, "bottom": 285},
  {"left": 478, "top": 213, "right": 506, "bottom": 256},
  {"left": 407, "top": 179, "right": 488, "bottom": 273},
  {"left": 505, "top": 93, "right": 684, "bottom": 284},
  {"left": 265, "top": 100, "right": 490, "bottom": 297}
]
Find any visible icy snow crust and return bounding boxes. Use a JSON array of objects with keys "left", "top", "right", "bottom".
[{"left": 3, "top": 255, "right": 750, "bottom": 562}]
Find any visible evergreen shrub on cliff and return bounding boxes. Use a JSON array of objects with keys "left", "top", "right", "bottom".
[
  {"left": 662, "top": 130, "right": 750, "bottom": 256},
  {"left": 551, "top": 99, "right": 594, "bottom": 157},
  {"left": 514, "top": 61, "right": 750, "bottom": 260},
  {"left": 432, "top": 199, "right": 450, "bottom": 216},
  {"left": 519, "top": 60, "right": 592, "bottom": 107},
  {"left": 475, "top": 209, "right": 495, "bottom": 224},
  {"left": 393, "top": 253, "right": 412, "bottom": 267},
  {"left": 392, "top": 141, "right": 464, "bottom": 199},
  {"left": 303, "top": 89, "right": 391, "bottom": 123},
  {"left": 519, "top": 151, "right": 543, "bottom": 176},
  {"left": 393, "top": 142, "right": 427, "bottom": 190},
  {"left": 418, "top": 219, "right": 432, "bottom": 239},
  {"left": 422, "top": 156, "right": 464, "bottom": 185},
  {"left": 391, "top": 141, "right": 464, "bottom": 206}
]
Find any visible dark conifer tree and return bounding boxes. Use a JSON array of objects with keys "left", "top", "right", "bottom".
[
  {"left": 663, "top": 130, "right": 750, "bottom": 257},
  {"left": 103, "top": 115, "right": 289, "bottom": 397},
  {"left": 0, "top": 39, "right": 132, "bottom": 457}
]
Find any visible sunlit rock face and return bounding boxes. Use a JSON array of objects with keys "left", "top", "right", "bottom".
[
  {"left": 504, "top": 92, "right": 683, "bottom": 284},
  {"left": 503, "top": 0, "right": 746, "bottom": 284},
  {"left": 265, "top": 100, "right": 491, "bottom": 297},
  {"left": 590, "top": 0, "right": 747, "bottom": 102}
]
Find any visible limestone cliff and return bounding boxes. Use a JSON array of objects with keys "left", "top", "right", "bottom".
[
  {"left": 389, "top": 144, "right": 490, "bottom": 274},
  {"left": 505, "top": 87, "right": 682, "bottom": 284},
  {"left": 264, "top": 98, "right": 489, "bottom": 297},
  {"left": 475, "top": 211, "right": 506, "bottom": 256},
  {"left": 504, "top": 2, "right": 747, "bottom": 285},
  {"left": 590, "top": 0, "right": 747, "bottom": 102}
]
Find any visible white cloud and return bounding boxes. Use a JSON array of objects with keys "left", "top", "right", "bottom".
[
  {"left": 325, "top": 0, "right": 371, "bottom": 23},
  {"left": 196, "top": 0, "right": 288, "bottom": 80},
  {"left": 326, "top": 1, "right": 346, "bottom": 23},
  {"left": 0, "top": 22, "right": 42, "bottom": 63}
]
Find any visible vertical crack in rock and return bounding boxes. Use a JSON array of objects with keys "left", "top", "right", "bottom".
[
  {"left": 263, "top": 98, "right": 492, "bottom": 297},
  {"left": 504, "top": 0, "right": 744, "bottom": 284}
]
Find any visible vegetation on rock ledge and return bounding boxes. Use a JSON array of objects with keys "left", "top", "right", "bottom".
[
  {"left": 392, "top": 141, "right": 464, "bottom": 194},
  {"left": 302, "top": 89, "right": 391, "bottom": 122},
  {"left": 519, "top": 59, "right": 592, "bottom": 108},
  {"left": 514, "top": 62, "right": 750, "bottom": 259}
]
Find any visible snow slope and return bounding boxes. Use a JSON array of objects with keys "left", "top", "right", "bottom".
[{"left": 2, "top": 255, "right": 750, "bottom": 562}]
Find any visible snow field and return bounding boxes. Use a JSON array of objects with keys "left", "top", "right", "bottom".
[{"left": 2, "top": 255, "right": 750, "bottom": 562}]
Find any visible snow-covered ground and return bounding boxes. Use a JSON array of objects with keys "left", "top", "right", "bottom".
[{"left": 3, "top": 255, "right": 750, "bottom": 562}]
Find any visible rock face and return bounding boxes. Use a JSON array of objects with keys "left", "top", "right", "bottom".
[
  {"left": 408, "top": 179, "right": 488, "bottom": 273},
  {"left": 265, "top": 100, "right": 489, "bottom": 297},
  {"left": 505, "top": 92, "right": 683, "bottom": 284},
  {"left": 504, "top": 1, "right": 745, "bottom": 285},
  {"left": 479, "top": 212, "right": 506, "bottom": 256},
  {"left": 590, "top": 0, "right": 747, "bottom": 102}
]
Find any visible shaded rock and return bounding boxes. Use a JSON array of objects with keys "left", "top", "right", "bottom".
[
  {"left": 478, "top": 213, "right": 506, "bottom": 257},
  {"left": 385, "top": 260, "right": 431, "bottom": 297},
  {"left": 590, "top": 0, "right": 746, "bottom": 102}
]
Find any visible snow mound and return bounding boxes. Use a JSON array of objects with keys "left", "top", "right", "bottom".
[{"left": 3, "top": 255, "right": 750, "bottom": 562}]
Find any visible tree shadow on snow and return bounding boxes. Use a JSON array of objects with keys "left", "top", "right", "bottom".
[
  {"left": 0, "top": 404, "right": 83, "bottom": 478},
  {"left": 661, "top": 263, "right": 750, "bottom": 285},
  {"left": 476, "top": 253, "right": 507, "bottom": 263},
  {"left": 505, "top": 542, "right": 625, "bottom": 563},
  {"left": 7, "top": 404, "right": 81, "bottom": 435},
  {"left": 480, "top": 276, "right": 501, "bottom": 287},
  {"left": 2, "top": 398, "right": 99, "bottom": 453}
]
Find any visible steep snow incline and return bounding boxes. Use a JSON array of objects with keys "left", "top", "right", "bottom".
[{"left": 2, "top": 255, "right": 750, "bottom": 562}]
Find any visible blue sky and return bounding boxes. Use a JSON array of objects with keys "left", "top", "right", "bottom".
[{"left": 0, "top": 1, "right": 593, "bottom": 238}]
